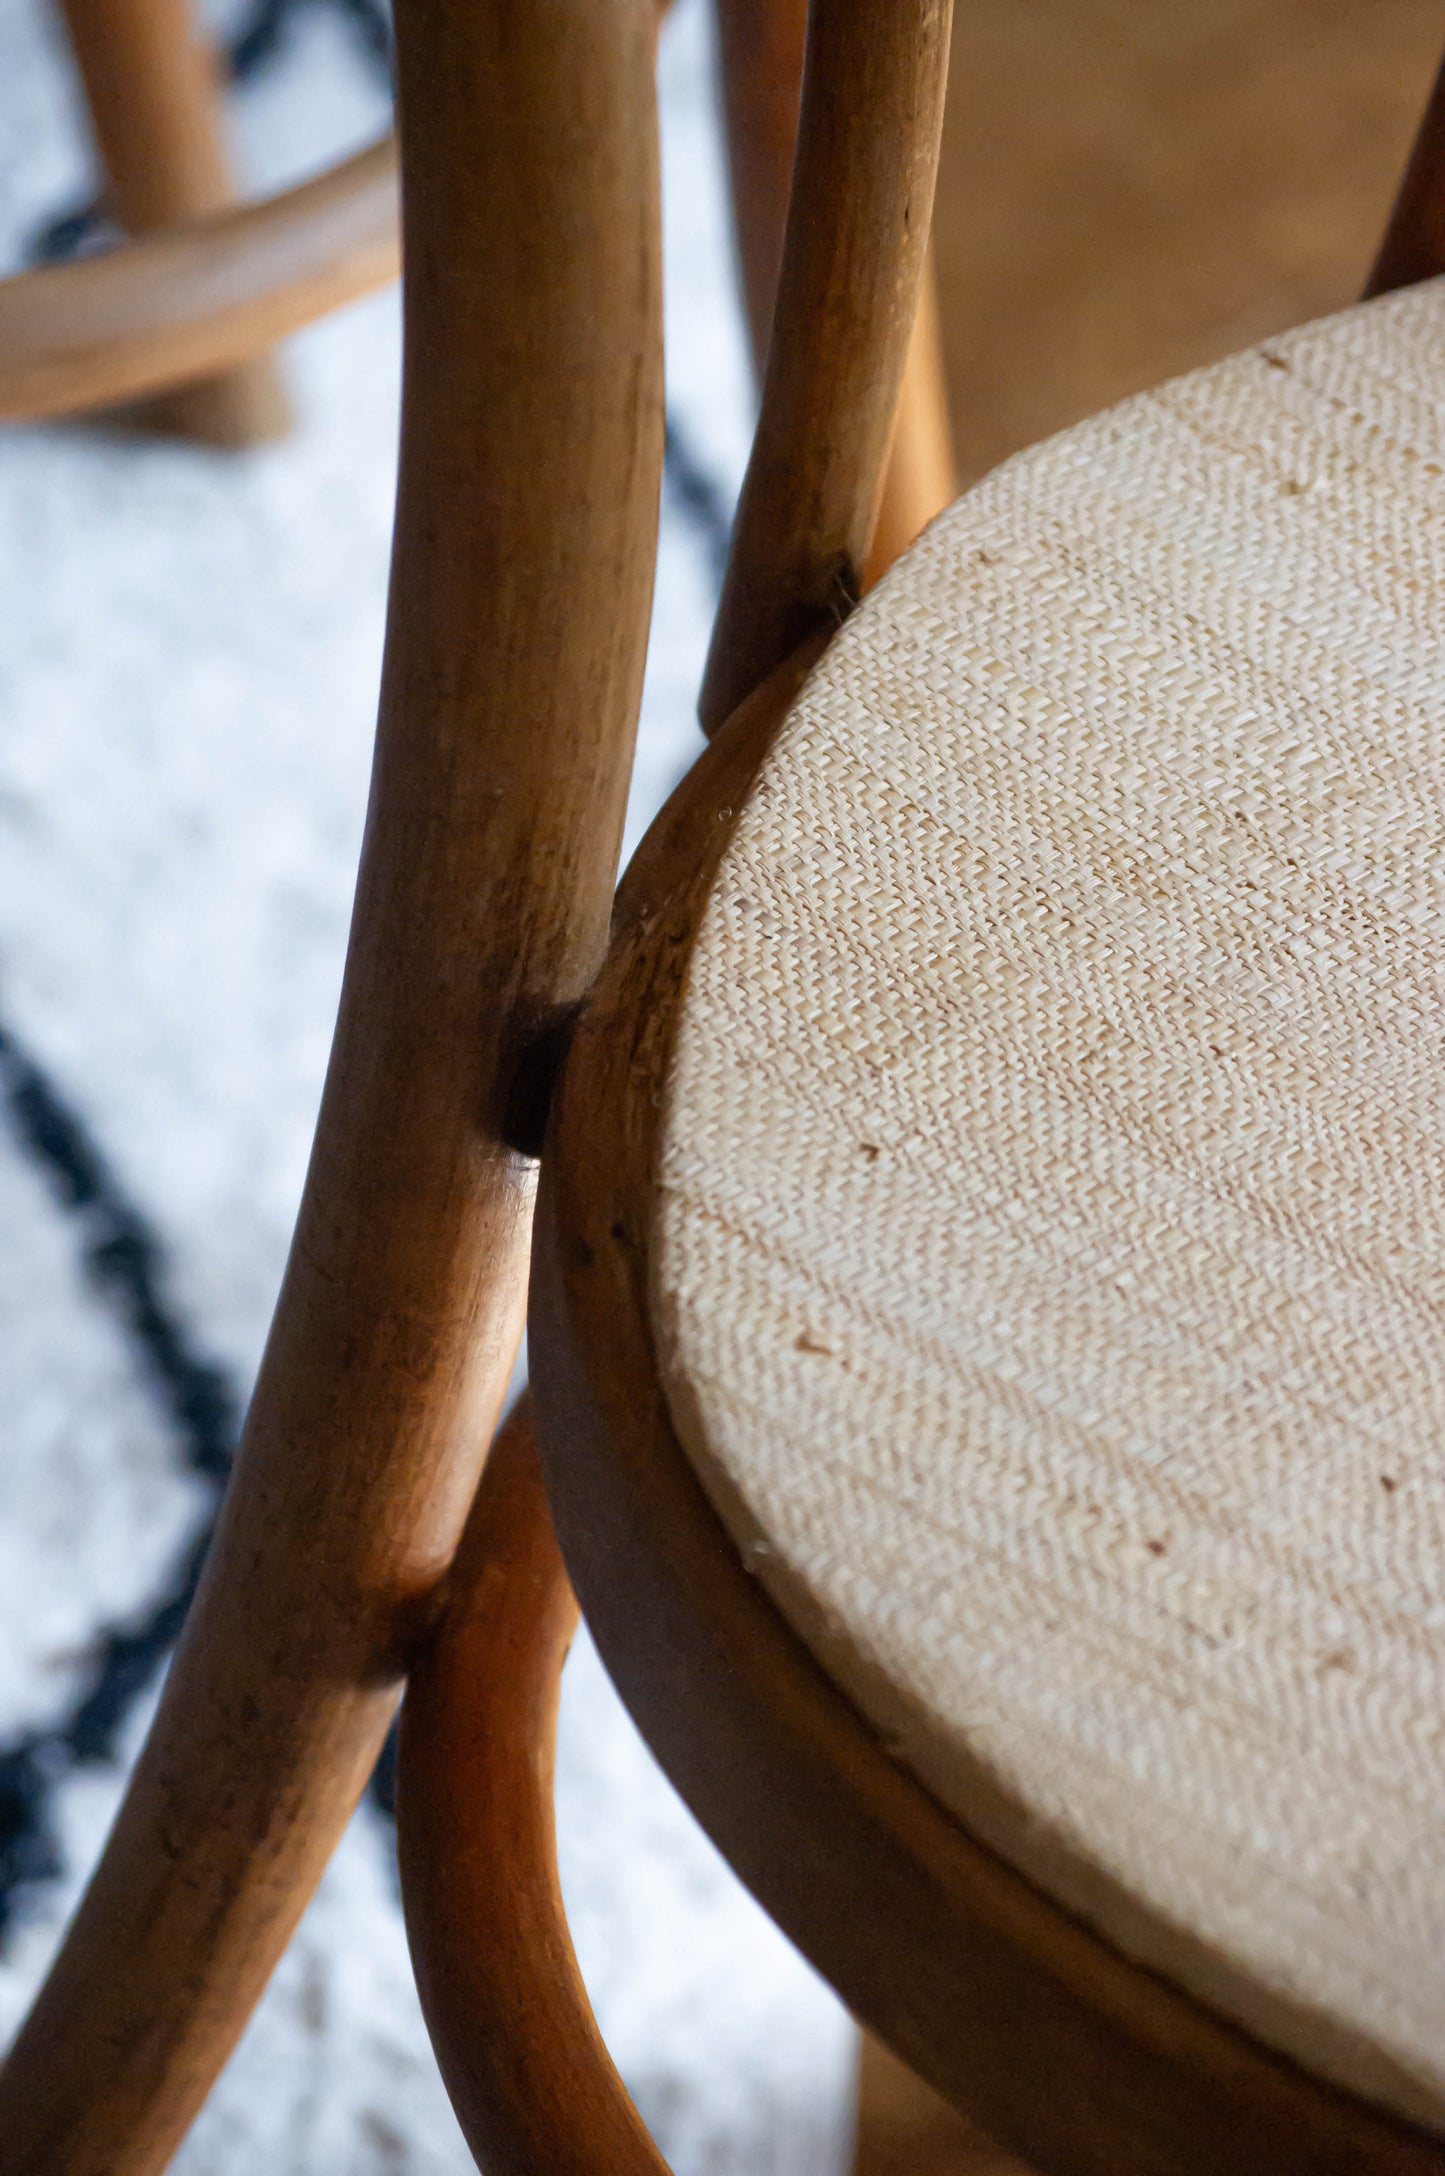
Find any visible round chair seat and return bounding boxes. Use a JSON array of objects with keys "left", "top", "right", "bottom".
[{"left": 650, "top": 279, "right": 1445, "bottom": 2133}]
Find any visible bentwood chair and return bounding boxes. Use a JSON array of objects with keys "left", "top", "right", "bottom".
[
  {"left": 5, "top": 2, "right": 1445, "bottom": 2174},
  {"left": 0, "top": 0, "right": 398, "bottom": 442}
]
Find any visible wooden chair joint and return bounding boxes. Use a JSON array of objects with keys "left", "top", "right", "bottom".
[{"left": 497, "top": 1000, "right": 587, "bottom": 1161}]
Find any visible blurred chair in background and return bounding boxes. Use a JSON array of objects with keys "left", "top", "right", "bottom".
[{"left": 0, "top": 0, "right": 398, "bottom": 441}]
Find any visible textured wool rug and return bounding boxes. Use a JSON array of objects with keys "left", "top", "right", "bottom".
[{"left": 0, "top": 1, "right": 854, "bottom": 2167}]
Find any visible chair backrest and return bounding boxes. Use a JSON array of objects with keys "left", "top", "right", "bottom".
[
  {"left": 0, "top": 2, "right": 662, "bottom": 2170},
  {"left": 712, "top": 0, "right": 958, "bottom": 588}
]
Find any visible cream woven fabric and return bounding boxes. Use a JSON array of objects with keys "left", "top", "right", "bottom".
[{"left": 651, "top": 281, "right": 1445, "bottom": 2131}]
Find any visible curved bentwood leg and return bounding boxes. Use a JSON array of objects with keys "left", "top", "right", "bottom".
[
  {"left": 400, "top": 1395, "right": 1023, "bottom": 2176},
  {"left": 0, "top": 0, "right": 663, "bottom": 2168},
  {"left": 399, "top": 1398, "right": 671, "bottom": 2176}
]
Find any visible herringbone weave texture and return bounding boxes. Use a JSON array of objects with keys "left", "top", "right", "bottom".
[{"left": 652, "top": 280, "right": 1445, "bottom": 2131}]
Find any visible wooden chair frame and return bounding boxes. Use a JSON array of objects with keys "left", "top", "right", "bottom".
[
  {"left": 712, "top": 0, "right": 957, "bottom": 589},
  {"left": 402, "top": 15, "right": 1445, "bottom": 2176},
  {"left": 2, "top": 3, "right": 1444, "bottom": 2172}
]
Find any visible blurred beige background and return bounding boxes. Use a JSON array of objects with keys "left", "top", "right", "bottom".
[{"left": 934, "top": 0, "right": 1445, "bottom": 483}]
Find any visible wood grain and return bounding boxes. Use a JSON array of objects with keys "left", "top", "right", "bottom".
[
  {"left": 862, "top": 250, "right": 957, "bottom": 586},
  {"left": 528, "top": 636, "right": 1445, "bottom": 2176},
  {"left": 0, "top": 137, "right": 397, "bottom": 426},
  {"left": 712, "top": 0, "right": 809, "bottom": 372},
  {"left": 699, "top": 0, "right": 954, "bottom": 732},
  {"left": 56, "top": 0, "right": 288, "bottom": 443},
  {"left": 0, "top": 0, "right": 662, "bottom": 2168}
]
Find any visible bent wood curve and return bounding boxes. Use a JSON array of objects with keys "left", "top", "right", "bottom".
[
  {"left": 0, "top": 0, "right": 663, "bottom": 2167},
  {"left": 528, "top": 645, "right": 1445, "bottom": 2176},
  {"left": 711, "top": 0, "right": 958, "bottom": 591},
  {"left": 699, "top": 0, "right": 954, "bottom": 733},
  {"left": 0, "top": 135, "right": 398, "bottom": 424},
  {"left": 405, "top": 1395, "right": 1013, "bottom": 2176},
  {"left": 398, "top": 1396, "right": 671, "bottom": 2176}
]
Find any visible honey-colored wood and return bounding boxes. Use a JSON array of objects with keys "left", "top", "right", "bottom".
[
  {"left": 713, "top": 0, "right": 808, "bottom": 371},
  {"left": 527, "top": 638, "right": 1445, "bottom": 2176},
  {"left": 0, "top": 137, "right": 397, "bottom": 425},
  {"left": 862, "top": 250, "right": 956, "bottom": 585},
  {"left": 714, "top": 0, "right": 958, "bottom": 591},
  {"left": 851, "top": 2032, "right": 1032, "bottom": 2176},
  {"left": 6, "top": 9, "right": 1439, "bottom": 2175},
  {"left": 0, "top": 0, "right": 662, "bottom": 2168},
  {"left": 57, "top": 0, "right": 289, "bottom": 444},
  {"left": 699, "top": 0, "right": 954, "bottom": 732},
  {"left": 399, "top": 1397, "right": 671, "bottom": 2176},
  {"left": 1369, "top": 45, "right": 1445, "bottom": 295}
]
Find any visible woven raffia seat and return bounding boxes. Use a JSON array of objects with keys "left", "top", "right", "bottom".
[{"left": 649, "top": 278, "right": 1445, "bottom": 2136}]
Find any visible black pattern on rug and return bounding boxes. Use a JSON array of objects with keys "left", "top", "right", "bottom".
[
  {"left": 0, "top": 1018, "right": 412, "bottom": 1941},
  {"left": 0, "top": 1021, "right": 238, "bottom": 1935},
  {"left": 664, "top": 416, "right": 734, "bottom": 589}
]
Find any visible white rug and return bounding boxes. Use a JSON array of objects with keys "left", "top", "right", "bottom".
[{"left": 0, "top": 1, "right": 855, "bottom": 2167}]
